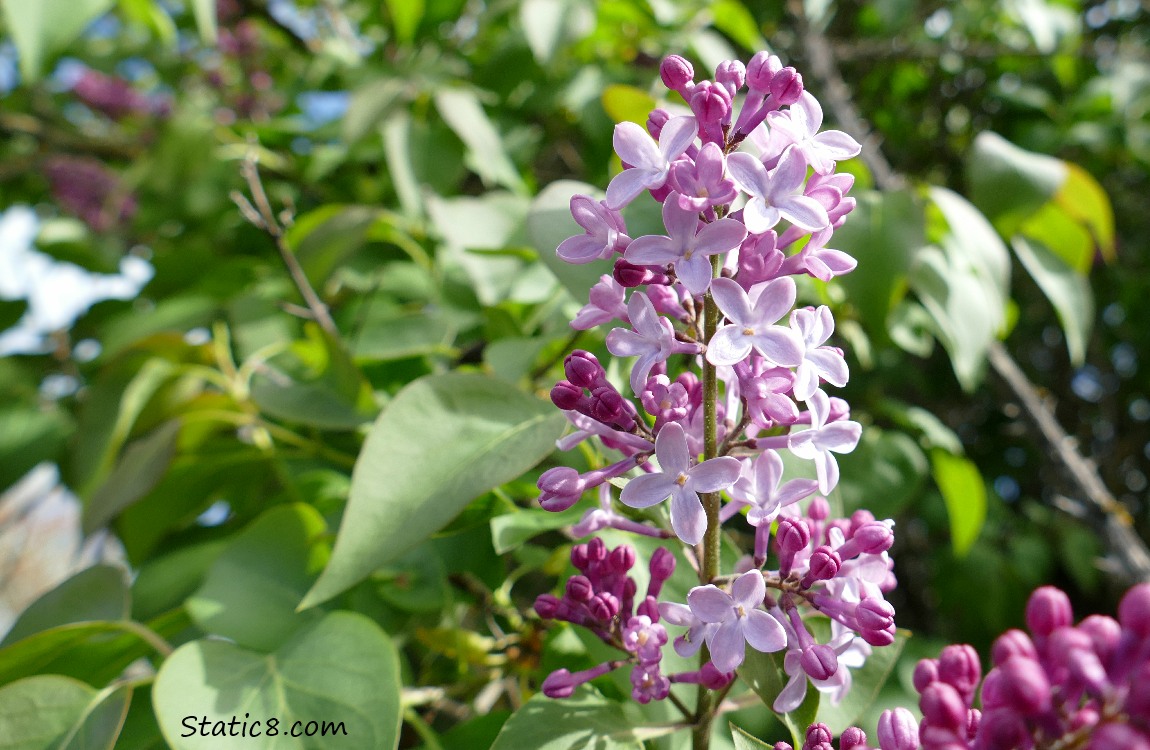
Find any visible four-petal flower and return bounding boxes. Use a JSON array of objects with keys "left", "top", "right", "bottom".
[
  {"left": 606, "top": 116, "right": 698, "bottom": 210},
  {"left": 706, "top": 276, "right": 804, "bottom": 367},
  {"left": 727, "top": 148, "right": 829, "bottom": 234},
  {"left": 687, "top": 570, "right": 787, "bottom": 672},
  {"left": 766, "top": 92, "right": 862, "bottom": 175}
]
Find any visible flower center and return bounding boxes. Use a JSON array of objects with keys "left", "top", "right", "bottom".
[
  {"left": 736, "top": 605, "right": 746, "bottom": 618},
  {"left": 742, "top": 327, "right": 755, "bottom": 336},
  {"left": 675, "top": 473, "right": 689, "bottom": 486},
  {"left": 638, "top": 631, "right": 649, "bottom": 646},
  {"left": 684, "top": 248, "right": 694, "bottom": 260}
]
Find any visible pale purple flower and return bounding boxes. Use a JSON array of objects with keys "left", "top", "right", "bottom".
[
  {"left": 624, "top": 193, "right": 747, "bottom": 296},
  {"left": 687, "top": 570, "right": 787, "bottom": 672},
  {"left": 774, "top": 630, "right": 857, "bottom": 713},
  {"left": 766, "top": 92, "right": 862, "bottom": 175},
  {"left": 791, "top": 305, "right": 849, "bottom": 401},
  {"left": 630, "top": 662, "right": 671, "bottom": 703},
  {"left": 797, "top": 227, "right": 857, "bottom": 281},
  {"left": 556, "top": 195, "right": 631, "bottom": 264},
  {"left": 606, "top": 292, "right": 697, "bottom": 395},
  {"left": 622, "top": 615, "right": 668, "bottom": 662},
  {"left": 727, "top": 148, "right": 829, "bottom": 234},
  {"left": 571, "top": 484, "right": 671, "bottom": 539},
  {"left": 571, "top": 274, "right": 628, "bottom": 330},
  {"left": 788, "top": 389, "right": 862, "bottom": 494},
  {"left": 619, "top": 422, "right": 740, "bottom": 544},
  {"left": 659, "top": 601, "right": 715, "bottom": 657},
  {"left": 606, "top": 116, "right": 698, "bottom": 210},
  {"left": 670, "top": 142, "right": 737, "bottom": 212},
  {"left": 727, "top": 449, "right": 819, "bottom": 527},
  {"left": 706, "top": 276, "right": 804, "bottom": 367}
]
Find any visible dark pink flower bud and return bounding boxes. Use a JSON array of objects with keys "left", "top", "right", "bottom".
[
  {"left": 587, "top": 537, "right": 608, "bottom": 561},
  {"left": 660, "top": 55, "right": 695, "bottom": 93},
  {"left": 849, "top": 509, "right": 876, "bottom": 532},
  {"left": 852, "top": 522, "right": 894, "bottom": 554},
  {"left": 938, "top": 644, "right": 982, "bottom": 701},
  {"left": 538, "top": 467, "right": 585, "bottom": 511},
  {"left": 571, "top": 543, "right": 589, "bottom": 570},
  {"left": 914, "top": 657, "right": 940, "bottom": 692},
  {"left": 919, "top": 682, "right": 967, "bottom": 731},
  {"left": 589, "top": 592, "right": 619, "bottom": 620},
  {"left": 542, "top": 661, "right": 618, "bottom": 698},
  {"left": 776, "top": 517, "right": 811, "bottom": 575},
  {"left": 991, "top": 629, "right": 1037, "bottom": 666},
  {"left": 564, "top": 350, "right": 605, "bottom": 388},
  {"left": 801, "top": 645, "right": 838, "bottom": 681},
  {"left": 550, "top": 380, "right": 585, "bottom": 410},
  {"left": 857, "top": 597, "right": 896, "bottom": 632},
  {"left": 863, "top": 625, "right": 897, "bottom": 648},
  {"left": 699, "top": 661, "right": 733, "bottom": 689},
  {"left": 648, "top": 547, "right": 676, "bottom": 596},
  {"left": 1124, "top": 662, "right": 1150, "bottom": 718},
  {"left": 1026, "top": 586, "right": 1073, "bottom": 638},
  {"left": 1086, "top": 724, "right": 1150, "bottom": 750},
  {"left": 877, "top": 708, "right": 919, "bottom": 750},
  {"left": 973, "top": 709, "right": 1028, "bottom": 750},
  {"left": 801, "top": 546, "right": 841, "bottom": 588},
  {"left": 637, "top": 595, "right": 660, "bottom": 621},
  {"left": 1078, "top": 614, "right": 1121, "bottom": 663},
  {"left": 805, "top": 723, "right": 833, "bottom": 747},
  {"left": 1119, "top": 582, "right": 1150, "bottom": 638},
  {"left": 770, "top": 67, "right": 803, "bottom": 105},
  {"left": 646, "top": 108, "right": 671, "bottom": 139},
  {"left": 838, "top": 727, "right": 866, "bottom": 750},
  {"left": 807, "top": 496, "right": 830, "bottom": 520},
  {"left": 590, "top": 385, "right": 635, "bottom": 430},
  {"left": 715, "top": 59, "right": 746, "bottom": 94},
  {"left": 997, "top": 656, "right": 1052, "bottom": 716},
  {"left": 773, "top": 744, "right": 794, "bottom": 750},
  {"left": 613, "top": 258, "right": 656, "bottom": 287},
  {"left": 566, "top": 575, "right": 594, "bottom": 602},
  {"left": 535, "top": 593, "right": 561, "bottom": 619},
  {"left": 609, "top": 544, "right": 636, "bottom": 573},
  {"left": 745, "top": 51, "right": 781, "bottom": 92}
]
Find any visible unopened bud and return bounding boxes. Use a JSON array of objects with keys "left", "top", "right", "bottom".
[
  {"left": 564, "top": 350, "right": 605, "bottom": 388},
  {"left": 550, "top": 380, "right": 584, "bottom": 410},
  {"left": 800, "top": 644, "right": 838, "bottom": 681},
  {"left": 1026, "top": 586, "right": 1073, "bottom": 638},
  {"left": 992, "top": 629, "right": 1037, "bottom": 666},
  {"left": 1119, "top": 582, "right": 1150, "bottom": 638},
  {"left": 938, "top": 644, "right": 982, "bottom": 701},
  {"left": 745, "top": 51, "right": 781, "bottom": 92},
  {"left": 659, "top": 55, "right": 695, "bottom": 93},
  {"left": 769, "top": 67, "right": 804, "bottom": 105},
  {"left": 997, "top": 656, "right": 1052, "bottom": 716},
  {"left": 877, "top": 708, "right": 919, "bottom": 750}
]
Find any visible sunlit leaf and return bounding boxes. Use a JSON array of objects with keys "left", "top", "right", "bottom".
[
  {"left": 930, "top": 449, "right": 987, "bottom": 557},
  {"left": 1011, "top": 236, "right": 1094, "bottom": 365},
  {"left": 489, "top": 687, "right": 643, "bottom": 750},
  {"left": 0, "top": 0, "right": 116, "bottom": 81}
]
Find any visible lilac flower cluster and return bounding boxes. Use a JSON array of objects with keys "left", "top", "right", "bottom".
[
  {"left": 533, "top": 46, "right": 907, "bottom": 722},
  {"left": 43, "top": 156, "right": 137, "bottom": 233},
  {"left": 72, "top": 69, "right": 167, "bottom": 121}
]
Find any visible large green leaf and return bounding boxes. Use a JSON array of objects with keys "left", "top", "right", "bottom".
[
  {"left": 930, "top": 449, "right": 987, "bottom": 557},
  {"left": 0, "top": 622, "right": 154, "bottom": 688},
  {"left": 300, "top": 373, "right": 565, "bottom": 608},
  {"left": 1012, "top": 236, "right": 1094, "bottom": 365},
  {"left": 0, "top": 405, "right": 72, "bottom": 494},
  {"left": 730, "top": 724, "right": 772, "bottom": 750},
  {"left": 186, "top": 505, "right": 328, "bottom": 651},
  {"left": 435, "top": 88, "right": 527, "bottom": 194},
  {"left": 0, "top": 675, "right": 127, "bottom": 750},
  {"left": 83, "top": 420, "right": 181, "bottom": 534},
  {"left": 488, "top": 687, "right": 642, "bottom": 750},
  {"left": 1054, "top": 163, "right": 1115, "bottom": 262},
  {"left": 1, "top": 565, "right": 128, "bottom": 648},
  {"left": 520, "top": 0, "right": 594, "bottom": 64},
  {"left": 153, "top": 612, "right": 401, "bottom": 750},
  {"left": 966, "top": 131, "right": 1065, "bottom": 238},
  {"left": 0, "top": 0, "right": 116, "bottom": 81}
]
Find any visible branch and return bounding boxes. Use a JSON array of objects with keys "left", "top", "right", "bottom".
[{"left": 786, "top": 0, "right": 1150, "bottom": 583}]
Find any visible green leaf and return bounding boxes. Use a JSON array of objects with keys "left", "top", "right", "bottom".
[
  {"left": 188, "top": 0, "right": 217, "bottom": 43},
  {"left": 1018, "top": 202, "right": 1093, "bottom": 273},
  {"left": 966, "top": 131, "right": 1065, "bottom": 238},
  {"left": 384, "top": 0, "right": 423, "bottom": 43},
  {"left": 186, "top": 505, "right": 327, "bottom": 651},
  {"left": 0, "top": 405, "right": 71, "bottom": 494},
  {"left": 83, "top": 420, "right": 181, "bottom": 534},
  {"left": 1054, "top": 163, "right": 1115, "bottom": 262},
  {"left": 488, "top": 686, "right": 643, "bottom": 750},
  {"left": 300, "top": 373, "right": 565, "bottom": 608},
  {"left": 1011, "top": 236, "right": 1094, "bottom": 365},
  {"left": 814, "top": 631, "right": 908, "bottom": 733},
  {"left": 521, "top": 0, "right": 594, "bottom": 64},
  {"left": 343, "top": 78, "right": 407, "bottom": 144},
  {"left": 286, "top": 205, "right": 384, "bottom": 287},
  {"left": 0, "top": 675, "right": 125, "bottom": 750},
  {"left": 526, "top": 180, "right": 609, "bottom": 299},
  {"left": 352, "top": 310, "right": 454, "bottom": 361},
  {"left": 435, "top": 88, "right": 527, "bottom": 194},
  {"left": 153, "top": 612, "right": 402, "bottom": 750},
  {"left": 490, "top": 506, "right": 584, "bottom": 554},
  {"left": 374, "top": 546, "right": 450, "bottom": 613},
  {"left": 0, "top": 0, "right": 116, "bottom": 81},
  {"left": 428, "top": 192, "right": 534, "bottom": 306},
  {"left": 930, "top": 449, "right": 987, "bottom": 557},
  {"left": 0, "top": 622, "right": 155, "bottom": 688},
  {"left": 709, "top": 0, "right": 766, "bottom": 51},
  {"left": 836, "top": 427, "right": 929, "bottom": 519},
  {"left": 833, "top": 189, "right": 924, "bottom": 340},
  {"left": 1, "top": 565, "right": 128, "bottom": 648},
  {"left": 739, "top": 650, "right": 816, "bottom": 745},
  {"left": 601, "top": 84, "right": 657, "bottom": 126},
  {"left": 131, "top": 540, "right": 227, "bottom": 622},
  {"left": 881, "top": 401, "right": 964, "bottom": 455},
  {"left": 0, "top": 299, "right": 27, "bottom": 331},
  {"left": 929, "top": 187, "right": 1011, "bottom": 312},
  {"left": 730, "top": 724, "right": 772, "bottom": 750}
]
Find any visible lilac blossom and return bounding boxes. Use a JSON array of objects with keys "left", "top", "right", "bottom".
[
  {"left": 706, "top": 276, "right": 804, "bottom": 367},
  {"left": 766, "top": 92, "right": 862, "bottom": 175},
  {"left": 791, "top": 305, "right": 849, "bottom": 401},
  {"left": 607, "top": 291, "right": 700, "bottom": 395},
  {"left": 606, "top": 116, "right": 698, "bottom": 210},
  {"left": 658, "top": 601, "right": 715, "bottom": 657},
  {"left": 623, "top": 192, "right": 747, "bottom": 296},
  {"left": 686, "top": 570, "right": 787, "bottom": 672},
  {"left": 670, "top": 142, "right": 737, "bottom": 212},
  {"left": 788, "top": 390, "right": 862, "bottom": 494},
  {"left": 571, "top": 274, "right": 628, "bottom": 330},
  {"left": 556, "top": 196, "right": 631, "bottom": 263},
  {"left": 727, "top": 148, "right": 829, "bottom": 234},
  {"left": 725, "top": 449, "right": 819, "bottom": 529},
  {"left": 619, "top": 422, "right": 740, "bottom": 545}
]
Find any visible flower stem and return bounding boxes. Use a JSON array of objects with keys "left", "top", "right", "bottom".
[{"left": 693, "top": 253, "right": 724, "bottom": 750}]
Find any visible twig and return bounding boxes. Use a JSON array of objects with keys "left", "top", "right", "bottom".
[
  {"left": 232, "top": 156, "right": 343, "bottom": 343},
  {"left": 786, "top": 0, "right": 1150, "bottom": 583}
]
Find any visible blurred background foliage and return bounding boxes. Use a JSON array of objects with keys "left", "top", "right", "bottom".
[{"left": 0, "top": 0, "right": 1148, "bottom": 747}]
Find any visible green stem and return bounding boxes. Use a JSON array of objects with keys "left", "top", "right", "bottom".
[{"left": 693, "top": 253, "right": 724, "bottom": 750}]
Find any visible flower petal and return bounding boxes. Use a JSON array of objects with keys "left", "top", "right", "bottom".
[
  {"left": 706, "top": 325, "right": 753, "bottom": 367},
  {"left": 791, "top": 360, "right": 820, "bottom": 402},
  {"left": 655, "top": 421, "right": 691, "bottom": 475},
  {"left": 707, "top": 619, "right": 746, "bottom": 672},
  {"left": 628, "top": 290, "right": 663, "bottom": 338},
  {"left": 727, "top": 152, "right": 771, "bottom": 197},
  {"left": 731, "top": 569, "right": 766, "bottom": 608},
  {"left": 769, "top": 146, "right": 809, "bottom": 196},
  {"left": 818, "top": 421, "right": 862, "bottom": 454},
  {"left": 606, "top": 167, "right": 662, "bottom": 210},
  {"left": 778, "top": 195, "right": 830, "bottom": 232},
  {"left": 658, "top": 116, "right": 699, "bottom": 161},
  {"left": 710, "top": 277, "right": 754, "bottom": 326},
  {"left": 687, "top": 584, "right": 734, "bottom": 623},
  {"left": 620, "top": 472, "right": 674, "bottom": 508},
  {"left": 630, "top": 350, "right": 661, "bottom": 395},
  {"left": 813, "top": 130, "right": 862, "bottom": 160},
  {"left": 751, "top": 326, "right": 805, "bottom": 367},
  {"left": 742, "top": 198, "right": 780, "bottom": 235},
  {"left": 773, "top": 669, "right": 808, "bottom": 713},
  {"left": 625, "top": 234, "right": 679, "bottom": 265},
  {"left": 687, "top": 456, "right": 742, "bottom": 493},
  {"left": 675, "top": 255, "right": 713, "bottom": 296},
  {"left": 613, "top": 121, "right": 662, "bottom": 169},
  {"left": 694, "top": 218, "right": 747, "bottom": 257},
  {"left": 662, "top": 194, "right": 699, "bottom": 243},
  {"left": 749, "top": 276, "right": 798, "bottom": 324},
  {"left": 556, "top": 234, "right": 608, "bottom": 264},
  {"left": 659, "top": 602, "right": 696, "bottom": 626},
  {"left": 670, "top": 486, "right": 707, "bottom": 545},
  {"left": 808, "top": 348, "right": 849, "bottom": 387},
  {"left": 606, "top": 327, "right": 648, "bottom": 358},
  {"left": 744, "top": 609, "right": 787, "bottom": 653}
]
